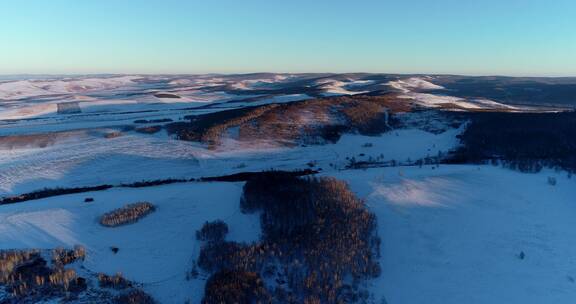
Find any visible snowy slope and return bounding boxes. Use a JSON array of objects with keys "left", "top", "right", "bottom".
[{"left": 335, "top": 165, "right": 576, "bottom": 304}]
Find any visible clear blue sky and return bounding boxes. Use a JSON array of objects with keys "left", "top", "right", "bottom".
[{"left": 1, "top": 0, "right": 575, "bottom": 76}]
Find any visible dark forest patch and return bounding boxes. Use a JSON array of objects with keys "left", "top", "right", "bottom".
[
  {"left": 167, "top": 94, "right": 410, "bottom": 149},
  {"left": 448, "top": 111, "right": 576, "bottom": 172},
  {"left": 196, "top": 173, "right": 381, "bottom": 303}
]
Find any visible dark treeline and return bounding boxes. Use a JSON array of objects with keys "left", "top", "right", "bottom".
[
  {"left": 0, "top": 185, "right": 113, "bottom": 205},
  {"left": 197, "top": 173, "right": 381, "bottom": 303},
  {"left": 448, "top": 111, "right": 576, "bottom": 173},
  {"left": 200, "top": 169, "right": 317, "bottom": 182},
  {"left": 120, "top": 178, "right": 190, "bottom": 188},
  {"left": 133, "top": 118, "right": 173, "bottom": 124},
  {"left": 0, "top": 170, "right": 318, "bottom": 205}
]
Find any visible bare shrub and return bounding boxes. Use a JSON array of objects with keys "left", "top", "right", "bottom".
[
  {"left": 135, "top": 125, "right": 162, "bottom": 134},
  {"left": 113, "top": 289, "right": 157, "bottom": 304},
  {"left": 100, "top": 202, "right": 156, "bottom": 227},
  {"left": 104, "top": 131, "right": 123, "bottom": 139},
  {"left": 98, "top": 272, "right": 133, "bottom": 289},
  {"left": 52, "top": 245, "right": 86, "bottom": 266},
  {"left": 548, "top": 176, "right": 557, "bottom": 186},
  {"left": 0, "top": 249, "right": 40, "bottom": 282},
  {"left": 196, "top": 220, "right": 229, "bottom": 243}
]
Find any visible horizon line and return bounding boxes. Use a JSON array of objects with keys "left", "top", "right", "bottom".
[{"left": 1, "top": 71, "right": 575, "bottom": 79}]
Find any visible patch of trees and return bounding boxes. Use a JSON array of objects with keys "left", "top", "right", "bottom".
[
  {"left": 197, "top": 174, "right": 381, "bottom": 303},
  {"left": 134, "top": 125, "right": 162, "bottom": 134},
  {"left": 448, "top": 111, "right": 576, "bottom": 173},
  {"left": 196, "top": 220, "right": 229, "bottom": 243},
  {"left": 134, "top": 118, "right": 173, "bottom": 124},
  {"left": 51, "top": 246, "right": 86, "bottom": 267},
  {"left": 153, "top": 93, "right": 181, "bottom": 99},
  {"left": 112, "top": 289, "right": 157, "bottom": 304},
  {"left": 99, "top": 202, "right": 156, "bottom": 227},
  {"left": 166, "top": 104, "right": 279, "bottom": 148},
  {"left": 237, "top": 95, "right": 406, "bottom": 146},
  {"left": 98, "top": 272, "right": 133, "bottom": 290},
  {"left": 202, "top": 270, "right": 271, "bottom": 304},
  {"left": 97, "top": 272, "right": 156, "bottom": 303},
  {"left": 104, "top": 131, "right": 123, "bottom": 139},
  {"left": 0, "top": 248, "right": 87, "bottom": 302}
]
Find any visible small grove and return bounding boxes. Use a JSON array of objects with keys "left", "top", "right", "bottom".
[{"left": 99, "top": 202, "right": 156, "bottom": 227}]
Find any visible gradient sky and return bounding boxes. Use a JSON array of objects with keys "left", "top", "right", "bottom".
[{"left": 1, "top": 0, "right": 575, "bottom": 76}]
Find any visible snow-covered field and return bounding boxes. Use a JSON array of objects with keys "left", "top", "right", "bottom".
[
  {"left": 0, "top": 124, "right": 462, "bottom": 196},
  {"left": 1, "top": 73, "right": 575, "bottom": 303}
]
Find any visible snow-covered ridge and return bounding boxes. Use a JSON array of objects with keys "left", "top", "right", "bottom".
[
  {"left": 387, "top": 77, "right": 445, "bottom": 93},
  {"left": 0, "top": 76, "right": 140, "bottom": 100},
  {"left": 386, "top": 77, "right": 524, "bottom": 111},
  {"left": 316, "top": 79, "right": 371, "bottom": 96},
  {"left": 398, "top": 93, "right": 520, "bottom": 110}
]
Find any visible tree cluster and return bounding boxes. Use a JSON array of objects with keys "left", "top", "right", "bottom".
[{"left": 99, "top": 202, "right": 156, "bottom": 227}]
